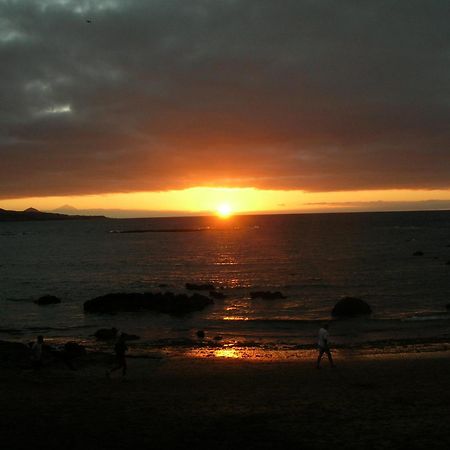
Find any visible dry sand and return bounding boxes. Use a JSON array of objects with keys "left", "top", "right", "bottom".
[{"left": 1, "top": 348, "right": 450, "bottom": 449}]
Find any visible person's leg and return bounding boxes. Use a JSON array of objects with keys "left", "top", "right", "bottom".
[
  {"left": 110, "top": 356, "right": 127, "bottom": 375},
  {"left": 316, "top": 348, "right": 324, "bottom": 368},
  {"left": 110, "top": 356, "right": 122, "bottom": 374},
  {"left": 325, "top": 349, "right": 335, "bottom": 367}
]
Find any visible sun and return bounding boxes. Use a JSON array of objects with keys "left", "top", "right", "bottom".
[{"left": 216, "top": 203, "right": 233, "bottom": 218}]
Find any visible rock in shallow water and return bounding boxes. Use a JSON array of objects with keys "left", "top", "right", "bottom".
[
  {"left": 250, "top": 291, "right": 286, "bottom": 300},
  {"left": 94, "top": 328, "right": 140, "bottom": 341},
  {"left": 331, "top": 297, "right": 372, "bottom": 317},
  {"left": 63, "top": 342, "right": 86, "bottom": 357},
  {"left": 84, "top": 292, "right": 213, "bottom": 315},
  {"left": 34, "top": 295, "right": 61, "bottom": 305},
  {"left": 209, "top": 291, "right": 226, "bottom": 300},
  {"left": 185, "top": 283, "right": 215, "bottom": 291},
  {"left": 94, "top": 328, "right": 119, "bottom": 340}
]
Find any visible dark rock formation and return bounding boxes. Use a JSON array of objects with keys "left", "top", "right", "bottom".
[
  {"left": 413, "top": 251, "right": 424, "bottom": 256},
  {"left": 209, "top": 291, "right": 226, "bottom": 300},
  {"left": 93, "top": 328, "right": 140, "bottom": 341},
  {"left": 84, "top": 292, "right": 213, "bottom": 316},
  {"left": 94, "top": 328, "right": 119, "bottom": 340},
  {"left": 250, "top": 291, "right": 287, "bottom": 300},
  {"left": 63, "top": 342, "right": 86, "bottom": 358},
  {"left": 34, "top": 295, "right": 61, "bottom": 305},
  {"left": 332, "top": 297, "right": 372, "bottom": 317},
  {"left": 121, "top": 333, "right": 140, "bottom": 341},
  {"left": 185, "top": 283, "right": 215, "bottom": 291},
  {"left": 0, "top": 341, "right": 30, "bottom": 367},
  {"left": 196, "top": 330, "right": 205, "bottom": 339}
]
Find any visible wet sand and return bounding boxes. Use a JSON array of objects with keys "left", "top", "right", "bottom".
[{"left": 1, "top": 348, "right": 450, "bottom": 449}]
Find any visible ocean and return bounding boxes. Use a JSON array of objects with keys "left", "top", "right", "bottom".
[{"left": 1, "top": 211, "right": 450, "bottom": 356}]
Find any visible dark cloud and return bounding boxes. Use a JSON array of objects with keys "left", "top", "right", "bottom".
[{"left": 1, "top": 0, "right": 449, "bottom": 198}]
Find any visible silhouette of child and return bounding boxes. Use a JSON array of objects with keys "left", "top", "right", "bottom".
[
  {"left": 31, "top": 335, "right": 44, "bottom": 370},
  {"left": 107, "top": 333, "right": 128, "bottom": 377}
]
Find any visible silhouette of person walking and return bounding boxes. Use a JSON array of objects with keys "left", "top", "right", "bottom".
[
  {"left": 316, "top": 324, "right": 335, "bottom": 368},
  {"left": 107, "top": 333, "right": 128, "bottom": 377}
]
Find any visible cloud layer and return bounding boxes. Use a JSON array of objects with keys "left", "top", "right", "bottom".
[{"left": 1, "top": 0, "right": 449, "bottom": 198}]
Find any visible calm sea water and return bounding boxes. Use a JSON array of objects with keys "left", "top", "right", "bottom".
[{"left": 1, "top": 211, "right": 450, "bottom": 352}]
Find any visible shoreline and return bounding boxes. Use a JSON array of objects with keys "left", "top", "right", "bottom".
[{"left": 2, "top": 337, "right": 450, "bottom": 367}]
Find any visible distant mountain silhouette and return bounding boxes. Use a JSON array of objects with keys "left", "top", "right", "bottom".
[
  {"left": 53, "top": 204, "right": 79, "bottom": 213},
  {"left": 0, "top": 207, "right": 107, "bottom": 222}
]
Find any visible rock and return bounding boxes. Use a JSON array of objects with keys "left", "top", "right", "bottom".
[
  {"left": 250, "top": 291, "right": 286, "bottom": 300},
  {"left": 93, "top": 328, "right": 139, "bottom": 341},
  {"left": 0, "top": 341, "right": 30, "bottom": 366},
  {"left": 94, "top": 328, "right": 119, "bottom": 340},
  {"left": 63, "top": 342, "right": 86, "bottom": 358},
  {"left": 209, "top": 290, "right": 226, "bottom": 299},
  {"left": 185, "top": 283, "right": 215, "bottom": 291},
  {"left": 332, "top": 297, "right": 372, "bottom": 317},
  {"left": 196, "top": 330, "right": 205, "bottom": 339},
  {"left": 413, "top": 251, "right": 424, "bottom": 256},
  {"left": 121, "top": 333, "right": 140, "bottom": 341},
  {"left": 84, "top": 292, "right": 213, "bottom": 316},
  {"left": 34, "top": 295, "right": 61, "bottom": 305}
]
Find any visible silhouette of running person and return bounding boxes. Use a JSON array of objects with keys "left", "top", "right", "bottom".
[
  {"left": 316, "top": 324, "right": 335, "bottom": 368},
  {"left": 107, "top": 333, "right": 128, "bottom": 377}
]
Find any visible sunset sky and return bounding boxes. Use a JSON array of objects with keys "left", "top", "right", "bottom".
[{"left": 1, "top": 1, "right": 449, "bottom": 217}]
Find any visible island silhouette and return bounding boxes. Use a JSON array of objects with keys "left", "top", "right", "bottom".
[{"left": 0, "top": 207, "right": 106, "bottom": 222}]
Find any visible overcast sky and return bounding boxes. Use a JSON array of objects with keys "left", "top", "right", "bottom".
[{"left": 1, "top": 0, "right": 449, "bottom": 200}]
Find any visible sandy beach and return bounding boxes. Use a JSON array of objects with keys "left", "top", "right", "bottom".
[{"left": 1, "top": 344, "right": 450, "bottom": 450}]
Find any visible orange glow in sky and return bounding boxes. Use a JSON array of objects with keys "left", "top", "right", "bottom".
[{"left": 0, "top": 187, "right": 449, "bottom": 217}]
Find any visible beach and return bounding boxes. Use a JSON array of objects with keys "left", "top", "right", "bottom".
[{"left": 1, "top": 345, "right": 450, "bottom": 449}]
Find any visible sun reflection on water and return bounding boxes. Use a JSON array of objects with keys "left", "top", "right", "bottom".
[
  {"left": 187, "top": 346, "right": 316, "bottom": 361},
  {"left": 223, "top": 316, "right": 249, "bottom": 321},
  {"left": 214, "top": 348, "right": 242, "bottom": 358}
]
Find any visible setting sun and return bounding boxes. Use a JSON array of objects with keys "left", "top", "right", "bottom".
[{"left": 216, "top": 203, "right": 233, "bottom": 218}]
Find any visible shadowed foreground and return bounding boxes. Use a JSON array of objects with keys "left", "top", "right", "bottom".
[{"left": 1, "top": 353, "right": 450, "bottom": 449}]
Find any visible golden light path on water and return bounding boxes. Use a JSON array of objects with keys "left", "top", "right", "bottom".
[
  {"left": 185, "top": 345, "right": 440, "bottom": 361},
  {"left": 186, "top": 345, "right": 318, "bottom": 361}
]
